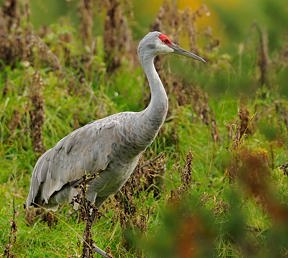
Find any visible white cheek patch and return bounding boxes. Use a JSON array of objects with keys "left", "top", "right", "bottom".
[{"left": 156, "top": 41, "right": 174, "bottom": 54}]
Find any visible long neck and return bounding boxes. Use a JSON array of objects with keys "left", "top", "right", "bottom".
[
  {"left": 143, "top": 56, "right": 168, "bottom": 122},
  {"left": 134, "top": 55, "right": 168, "bottom": 147}
]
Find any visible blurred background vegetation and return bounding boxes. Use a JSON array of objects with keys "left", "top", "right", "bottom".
[{"left": 0, "top": 0, "right": 288, "bottom": 257}]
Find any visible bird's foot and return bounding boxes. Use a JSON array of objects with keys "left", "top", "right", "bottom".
[{"left": 92, "top": 243, "right": 113, "bottom": 258}]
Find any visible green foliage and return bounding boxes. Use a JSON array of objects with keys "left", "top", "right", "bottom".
[{"left": 1, "top": 0, "right": 288, "bottom": 257}]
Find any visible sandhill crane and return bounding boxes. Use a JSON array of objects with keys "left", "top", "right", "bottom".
[{"left": 26, "top": 31, "right": 205, "bottom": 256}]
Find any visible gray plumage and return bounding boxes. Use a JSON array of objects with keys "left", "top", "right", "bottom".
[{"left": 26, "top": 31, "right": 205, "bottom": 210}]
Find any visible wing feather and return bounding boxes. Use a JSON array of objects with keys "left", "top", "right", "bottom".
[{"left": 26, "top": 118, "right": 119, "bottom": 207}]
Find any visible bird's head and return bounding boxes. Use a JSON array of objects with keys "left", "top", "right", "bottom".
[{"left": 137, "top": 31, "right": 206, "bottom": 64}]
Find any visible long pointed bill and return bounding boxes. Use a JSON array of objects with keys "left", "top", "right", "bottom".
[{"left": 170, "top": 43, "right": 206, "bottom": 63}]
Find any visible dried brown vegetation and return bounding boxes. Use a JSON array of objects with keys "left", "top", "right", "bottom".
[
  {"left": 152, "top": 198, "right": 215, "bottom": 258},
  {"left": 8, "top": 110, "right": 21, "bottom": 133},
  {"left": 0, "top": 0, "right": 21, "bottom": 65},
  {"left": 2, "top": 74, "right": 9, "bottom": 97},
  {"left": 179, "top": 151, "right": 193, "bottom": 193},
  {"left": 25, "top": 208, "right": 58, "bottom": 228},
  {"left": 79, "top": 0, "right": 94, "bottom": 47},
  {"left": 275, "top": 101, "right": 288, "bottom": 131},
  {"left": 232, "top": 148, "right": 288, "bottom": 224},
  {"left": 226, "top": 106, "right": 256, "bottom": 182},
  {"left": 3, "top": 201, "right": 17, "bottom": 258},
  {"left": 28, "top": 71, "right": 45, "bottom": 155},
  {"left": 151, "top": 1, "right": 208, "bottom": 85},
  {"left": 119, "top": 153, "right": 166, "bottom": 200},
  {"left": 71, "top": 174, "right": 112, "bottom": 258},
  {"left": 232, "top": 105, "right": 253, "bottom": 148},
  {"left": 151, "top": 2, "right": 220, "bottom": 143},
  {"left": 0, "top": 0, "right": 61, "bottom": 69},
  {"left": 226, "top": 103, "right": 255, "bottom": 155},
  {"left": 170, "top": 151, "right": 193, "bottom": 203},
  {"left": 254, "top": 23, "right": 270, "bottom": 87},
  {"left": 176, "top": 213, "right": 214, "bottom": 258},
  {"left": 103, "top": 0, "right": 133, "bottom": 72},
  {"left": 191, "top": 87, "right": 220, "bottom": 143},
  {"left": 114, "top": 153, "right": 165, "bottom": 250},
  {"left": 77, "top": 0, "right": 99, "bottom": 81},
  {"left": 152, "top": 1, "right": 211, "bottom": 48}
]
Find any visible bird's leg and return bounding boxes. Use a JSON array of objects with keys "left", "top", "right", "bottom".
[
  {"left": 80, "top": 176, "right": 96, "bottom": 257},
  {"left": 77, "top": 175, "right": 113, "bottom": 258},
  {"left": 82, "top": 199, "right": 113, "bottom": 258},
  {"left": 82, "top": 198, "right": 95, "bottom": 257}
]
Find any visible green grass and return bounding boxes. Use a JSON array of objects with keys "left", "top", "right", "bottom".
[{"left": 1, "top": 4, "right": 288, "bottom": 258}]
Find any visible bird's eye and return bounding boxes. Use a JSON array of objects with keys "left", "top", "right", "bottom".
[{"left": 147, "top": 43, "right": 155, "bottom": 49}]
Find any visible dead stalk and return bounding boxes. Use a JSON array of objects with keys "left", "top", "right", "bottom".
[
  {"left": 29, "top": 71, "right": 45, "bottom": 155},
  {"left": 3, "top": 200, "right": 17, "bottom": 258}
]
